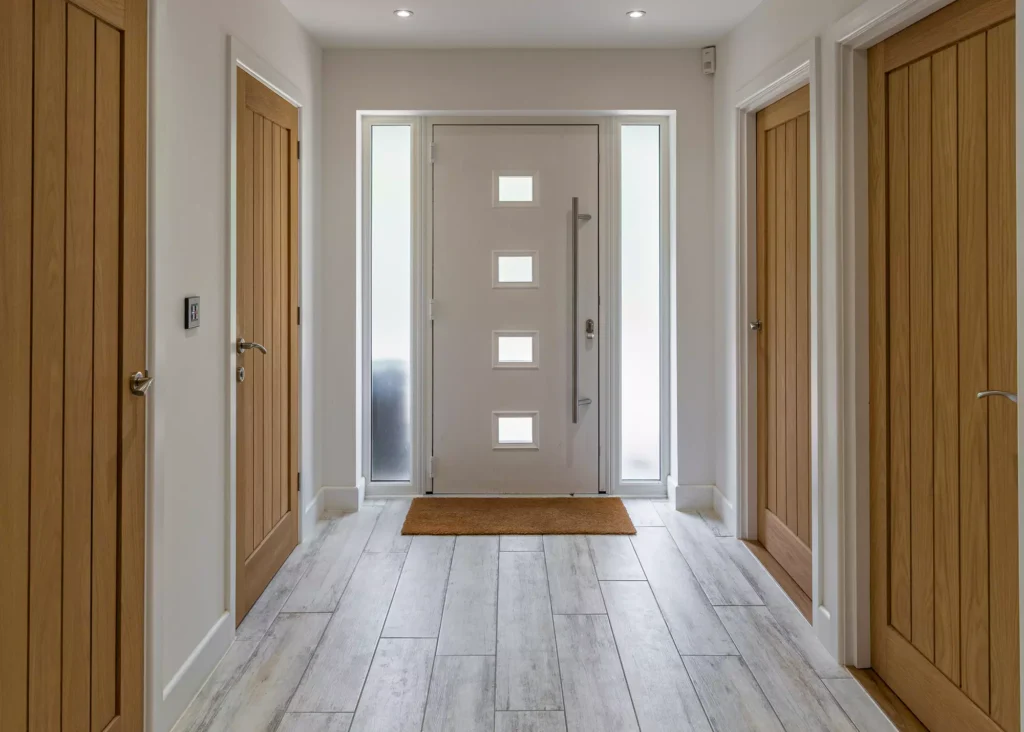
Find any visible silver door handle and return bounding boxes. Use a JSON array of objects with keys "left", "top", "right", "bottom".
[
  {"left": 572, "top": 197, "right": 592, "bottom": 425},
  {"left": 977, "top": 390, "right": 1018, "bottom": 404},
  {"left": 130, "top": 371, "right": 155, "bottom": 397},
  {"left": 237, "top": 338, "right": 268, "bottom": 355},
  {"left": 750, "top": 320, "right": 763, "bottom": 332}
]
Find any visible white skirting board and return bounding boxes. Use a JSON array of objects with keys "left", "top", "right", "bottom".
[
  {"left": 158, "top": 611, "right": 234, "bottom": 732},
  {"left": 303, "top": 485, "right": 327, "bottom": 537},
  {"left": 675, "top": 483, "right": 715, "bottom": 511},
  {"left": 319, "top": 483, "right": 364, "bottom": 513},
  {"left": 713, "top": 485, "right": 737, "bottom": 535}
]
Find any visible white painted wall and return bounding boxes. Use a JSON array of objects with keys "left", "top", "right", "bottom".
[
  {"left": 319, "top": 49, "right": 716, "bottom": 493},
  {"left": 148, "top": 0, "right": 321, "bottom": 729}
]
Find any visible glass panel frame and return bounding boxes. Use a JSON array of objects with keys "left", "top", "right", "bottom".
[
  {"left": 367, "top": 123, "right": 415, "bottom": 483},
  {"left": 492, "top": 250, "right": 539, "bottom": 289},
  {"left": 492, "top": 411, "right": 540, "bottom": 450},
  {"left": 492, "top": 330, "right": 540, "bottom": 369},
  {"left": 492, "top": 170, "right": 540, "bottom": 208},
  {"left": 618, "top": 122, "right": 668, "bottom": 484}
]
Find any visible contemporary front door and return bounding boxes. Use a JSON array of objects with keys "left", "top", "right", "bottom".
[{"left": 431, "top": 125, "right": 600, "bottom": 494}]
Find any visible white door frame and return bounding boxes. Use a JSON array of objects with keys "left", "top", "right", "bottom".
[
  {"left": 358, "top": 112, "right": 674, "bottom": 498},
  {"left": 733, "top": 38, "right": 827, "bottom": 644}
]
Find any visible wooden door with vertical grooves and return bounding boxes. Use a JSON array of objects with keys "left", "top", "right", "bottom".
[
  {"left": 236, "top": 68, "right": 300, "bottom": 623},
  {"left": 0, "top": 0, "right": 148, "bottom": 730},
  {"left": 869, "top": 1, "right": 1018, "bottom": 730},
  {"left": 756, "top": 85, "right": 813, "bottom": 599}
]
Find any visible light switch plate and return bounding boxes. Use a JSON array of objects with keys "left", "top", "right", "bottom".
[{"left": 184, "top": 296, "right": 200, "bottom": 330}]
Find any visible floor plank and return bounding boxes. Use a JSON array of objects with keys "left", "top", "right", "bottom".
[
  {"left": 501, "top": 535, "right": 544, "bottom": 552},
  {"left": 170, "top": 640, "right": 258, "bottom": 732},
  {"left": 824, "top": 678, "right": 898, "bottom": 732},
  {"left": 277, "top": 713, "right": 354, "bottom": 732},
  {"left": 437, "top": 536, "right": 499, "bottom": 655},
  {"left": 544, "top": 536, "right": 605, "bottom": 614},
  {"left": 716, "top": 606, "right": 857, "bottom": 732},
  {"left": 238, "top": 524, "right": 330, "bottom": 641},
  {"left": 383, "top": 535, "right": 455, "bottom": 638},
  {"left": 422, "top": 656, "right": 495, "bottom": 732},
  {"left": 364, "top": 499, "right": 413, "bottom": 553},
  {"left": 698, "top": 509, "right": 733, "bottom": 538},
  {"left": 735, "top": 539, "right": 812, "bottom": 620},
  {"left": 622, "top": 499, "right": 663, "bottom": 527},
  {"left": 720, "top": 539, "right": 847, "bottom": 678},
  {"left": 290, "top": 553, "right": 405, "bottom": 713},
  {"left": 202, "top": 614, "right": 329, "bottom": 732},
  {"left": 494, "top": 712, "right": 567, "bottom": 732},
  {"left": 654, "top": 503, "right": 761, "bottom": 606},
  {"left": 496, "top": 551, "right": 562, "bottom": 711},
  {"left": 348, "top": 638, "right": 436, "bottom": 732},
  {"left": 630, "top": 528, "right": 736, "bottom": 655},
  {"left": 684, "top": 655, "right": 785, "bottom": 732},
  {"left": 600, "top": 582, "right": 711, "bottom": 732},
  {"left": 283, "top": 508, "right": 381, "bottom": 613},
  {"left": 587, "top": 536, "right": 645, "bottom": 581},
  {"left": 553, "top": 614, "right": 640, "bottom": 732}
]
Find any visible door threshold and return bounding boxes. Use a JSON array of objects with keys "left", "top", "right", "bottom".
[
  {"left": 847, "top": 668, "right": 928, "bottom": 732},
  {"left": 741, "top": 539, "right": 812, "bottom": 622}
]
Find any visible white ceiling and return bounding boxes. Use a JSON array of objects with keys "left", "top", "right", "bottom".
[{"left": 282, "top": 0, "right": 763, "bottom": 49}]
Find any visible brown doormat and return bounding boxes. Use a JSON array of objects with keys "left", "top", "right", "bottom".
[{"left": 401, "top": 497, "right": 636, "bottom": 536}]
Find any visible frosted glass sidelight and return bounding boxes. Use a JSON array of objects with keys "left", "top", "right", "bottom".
[
  {"left": 370, "top": 125, "right": 413, "bottom": 481},
  {"left": 620, "top": 125, "right": 662, "bottom": 481},
  {"left": 498, "top": 175, "right": 535, "bottom": 202}
]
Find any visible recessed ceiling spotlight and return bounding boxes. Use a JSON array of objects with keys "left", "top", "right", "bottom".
[
  {"left": 626, "top": 9, "right": 646, "bottom": 18},
  {"left": 394, "top": 8, "right": 414, "bottom": 17}
]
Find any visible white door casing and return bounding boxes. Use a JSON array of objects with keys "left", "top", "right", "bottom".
[{"left": 431, "top": 125, "right": 600, "bottom": 494}]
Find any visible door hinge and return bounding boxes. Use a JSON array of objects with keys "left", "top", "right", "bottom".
[
  {"left": 297, "top": 140, "right": 301, "bottom": 160},
  {"left": 430, "top": 142, "right": 437, "bottom": 164},
  {"left": 297, "top": 306, "right": 301, "bottom": 325},
  {"left": 429, "top": 456, "right": 437, "bottom": 478},
  {"left": 429, "top": 298, "right": 436, "bottom": 321}
]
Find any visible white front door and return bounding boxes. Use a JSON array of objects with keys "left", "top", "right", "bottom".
[{"left": 431, "top": 124, "right": 600, "bottom": 494}]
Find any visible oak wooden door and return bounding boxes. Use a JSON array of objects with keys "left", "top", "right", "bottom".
[
  {"left": 0, "top": 0, "right": 148, "bottom": 729},
  {"left": 756, "top": 86, "right": 813, "bottom": 598},
  {"left": 869, "top": 1, "right": 1018, "bottom": 730},
  {"left": 235, "top": 69, "right": 300, "bottom": 623}
]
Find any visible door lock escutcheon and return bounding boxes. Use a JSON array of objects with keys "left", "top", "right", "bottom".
[{"left": 585, "top": 319, "right": 596, "bottom": 340}]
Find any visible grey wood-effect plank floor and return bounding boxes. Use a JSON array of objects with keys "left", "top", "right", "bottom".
[{"left": 172, "top": 499, "right": 899, "bottom": 732}]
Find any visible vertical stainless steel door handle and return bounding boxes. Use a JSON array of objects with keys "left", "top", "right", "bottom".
[
  {"left": 977, "top": 390, "right": 1018, "bottom": 404},
  {"left": 572, "top": 197, "right": 592, "bottom": 425}
]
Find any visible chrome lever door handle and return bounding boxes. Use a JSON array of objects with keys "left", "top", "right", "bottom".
[
  {"left": 130, "top": 371, "right": 155, "bottom": 397},
  {"left": 237, "top": 338, "right": 268, "bottom": 355},
  {"left": 977, "top": 390, "right": 1018, "bottom": 404}
]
